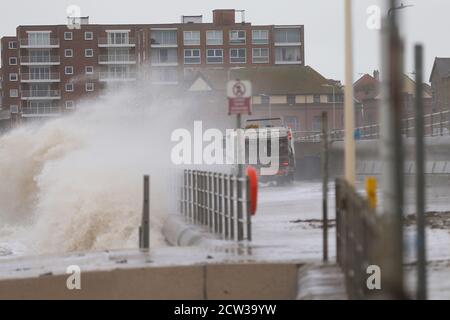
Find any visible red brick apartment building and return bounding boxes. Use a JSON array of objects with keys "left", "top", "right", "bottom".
[{"left": 0, "top": 9, "right": 305, "bottom": 119}]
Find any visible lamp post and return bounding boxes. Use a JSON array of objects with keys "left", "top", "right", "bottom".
[{"left": 322, "top": 84, "right": 336, "bottom": 131}]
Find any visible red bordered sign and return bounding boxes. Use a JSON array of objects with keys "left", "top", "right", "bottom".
[{"left": 227, "top": 80, "right": 252, "bottom": 115}]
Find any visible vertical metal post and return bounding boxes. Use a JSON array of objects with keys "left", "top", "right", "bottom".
[
  {"left": 237, "top": 114, "right": 244, "bottom": 241},
  {"left": 380, "top": 0, "right": 405, "bottom": 297},
  {"left": 322, "top": 112, "right": 329, "bottom": 262},
  {"left": 440, "top": 111, "right": 444, "bottom": 136},
  {"left": 415, "top": 44, "right": 427, "bottom": 300},
  {"left": 344, "top": 0, "right": 356, "bottom": 186},
  {"left": 139, "top": 175, "right": 150, "bottom": 250}
]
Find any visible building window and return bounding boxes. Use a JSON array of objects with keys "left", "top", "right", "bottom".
[
  {"left": 86, "top": 83, "right": 94, "bottom": 92},
  {"left": 151, "top": 67, "right": 178, "bottom": 84},
  {"left": 229, "top": 30, "right": 246, "bottom": 44},
  {"left": 252, "top": 48, "right": 269, "bottom": 64},
  {"left": 184, "top": 49, "right": 201, "bottom": 64},
  {"left": 313, "top": 94, "right": 321, "bottom": 103},
  {"left": 65, "top": 49, "right": 73, "bottom": 57},
  {"left": 65, "top": 83, "right": 74, "bottom": 92},
  {"left": 107, "top": 31, "right": 130, "bottom": 45},
  {"left": 64, "top": 32, "right": 73, "bottom": 41},
  {"left": 274, "top": 28, "right": 301, "bottom": 44},
  {"left": 9, "top": 73, "right": 18, "bottom": 81},
  {"left": 287, "top": 95, "right": 296, "bottom": 105},
  {"left": 9, "top": 57, "right": 18, "bottom": 65},
  {"left": 261, "top": 95, "right": 270, "bottom": 105},
  {"left": 27, "top": 32, "right": 51, "bottom": 46},
  {"left": 85, "top": 49, "right": 94, "bottom": 57},
  {"left": 206, "top": 49, "right": 223, "bottom": 64},
  {"left": 65, "top": 66, "right": 74, "bottom": 75},
  {"left": 151, "top": 48, "right": 178, "bottom": 65},
  {"left": 206, "top": 30, "right": 223, "bottom": 45},
  {"left": 85, "top": 32, "right": 93, "bottom": 40},
  {"left": 312, "top": 116, "right": 322, "bottom": 132},
  {"left": 183, "top": 31, "right": 200, "bottom": 46},
  {"left": 284, "top": 116, "right": 299, "bottom": 131},
  {"left": 85, "top": 66, "right": 94, "bottom": 74},
  {"left": 252, "top": 30, "right": 269, "bottom": 45},
  {"left": 151, "top": 30, "right": 177, "bottom": 46},
  {"left": 230, "top": 48, "right": 246, "bottom": 64},
  {"left": 65, "top": 101, "right": 75, "bottom": 109},
  {"left": 10, "top": 105, "right": 19, "bottom": 114},
  {"left": 275, "top": 47, "right": 301, "bottom": 64},
  {"left": 8, "top": 41, "right": 17, "bottom": 49},
  {"left": 10, "top": 89, "right": 19, "bottom": 98}
]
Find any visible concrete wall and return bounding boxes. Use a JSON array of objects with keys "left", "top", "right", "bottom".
[{"left": 0, "top": 263, "right": 299, "bottom": 300}]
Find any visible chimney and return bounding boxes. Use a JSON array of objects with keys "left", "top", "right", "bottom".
[
  {"left": 213, "top": 9, "right": 236, "bottom": 26},
  {"left": 373, "top": 70, "right": 380, "bottom": 81}
]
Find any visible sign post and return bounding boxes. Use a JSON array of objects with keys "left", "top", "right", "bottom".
[{"left": 227, "top": 80, "right": 252, "bottom": 241}]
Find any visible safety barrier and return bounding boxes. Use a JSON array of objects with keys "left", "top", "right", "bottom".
[{"left": 179, "top": 169, "right": 257, "bottom": 242}]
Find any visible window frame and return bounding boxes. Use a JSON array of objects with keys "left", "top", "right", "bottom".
[
  {"left": 230, "top": 48, "right": 247, "bottom": 64},
  {"left": 206, "top": 30, "right": 223, "bottom": 45},
  {"left": 64, "top": 49, "right": 73, "bottom": 57},
  {"left": 8, "top": 41, "right": 17, "bottom": 49},
  {"left": 65, "top": 66, "right": 74, "bottom": 75},
  {"left": 65, "top": 83, "right": 74, "bottom": 92},
  {"left": 184, "top": 48, "right": 201, "bottom": 65},
  {"left": 64, "top": 32, "right": 73, "bottom": 41},
  {"left": 86, "top": 82, "right": 95, "bottom": 92},
  {"left": 10, "top": 89, "right": 19, "bottom": 98},
  {"left": 206, "top": 49, "right": 224, "bottom": 64},
  {"left": 65, "top": 100, "right": 75, "bottom": 109},
  {"left": 229, "top": 30, "right": 246, "bottom": 45},
  {"left": 9, "top": 57, "right": 18, "bottom": 65},
  {"left": 9, "top": 73, "right": 19, "bottom": 81},
  {"left": 85, "top": 48, "right": 94, "bottom": 57},
  {"left": 84, "top": 32, "right": 94, "bottom": 40},
  {"left": 252, "top": 48, "right": 270, "bottom": 64},
  {"left": 252, "top": 30, "right": 269, "bottom": 45},
  {"left": 183, "top": 31, "right": 201, "bottom": 46},
  {"left": 85, "top": 66, "right": 94, "bottom": 74}
]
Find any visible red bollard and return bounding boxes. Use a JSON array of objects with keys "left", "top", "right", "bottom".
[{"left": 247, "top": 166, "right": 258, "bottom": 216}]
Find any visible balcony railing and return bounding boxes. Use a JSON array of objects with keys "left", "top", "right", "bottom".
[
  {"left": 98, "top": 55, "right": 136, "bottom": 64},
  {"left": 99, "top": 72, "right": 137, "bottom": 81},
  {"left": 21, "top": 56, "right": 60, "bottom": 65},
  {"left": 21, "top": 106, "right": 61, "bottom": 117},
  {"left": 20, "top": 38, "right": 60, "bottom": 48},
  {"left": 98, "top": 38, "right": 135, "bottom": 47},
  {"left": 21, "top": 90, "right": 61, "bottom": 100},
  {"left": 21, "top": 73, "right": 60, "bottom": 82}
]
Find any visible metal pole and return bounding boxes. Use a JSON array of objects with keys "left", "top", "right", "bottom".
[
  {"left": 333, "top": 86, "right": 336, "bottom": 131},
  {"left": 237, "top": 113, "right": 244, "bottom": 241},
  {"left": 415, "top": 44, "right": 427, "bottom": 300},
  {"left": 344, "top": 0, "right": 356, "bottom": 186},
  {"left": 380, "top": 0, "right": 405, "bottom": 297},
  {"left": 322, "top": 112, "right": 329, "bottom": 262},
  {"left": 140, "top": 175, "right": 150, "bottom": 250}
]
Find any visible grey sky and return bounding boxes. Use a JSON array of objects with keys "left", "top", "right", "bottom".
[{"left": 1, "top": 0, "right": 449, "bottom": 83}]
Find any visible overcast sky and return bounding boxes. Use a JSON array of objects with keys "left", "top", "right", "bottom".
[{"left": 1, "top": 0, "right": 449, "bottom": 83}]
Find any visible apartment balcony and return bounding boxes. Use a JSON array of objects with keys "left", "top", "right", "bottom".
[
  {"left": 19, "top": 38, "right": 60, "bottom": 48},
  {"left": 98, "top": 38, "right": 136, "bottom": 47},
  {"left": 21, "top": 73, "right": 60, "bottom": 83},
  {"left": 21, "top": 106, "right": 61, "bottom": 118},
  {"left": 21, "top": 90, "right": 61, "bottom": 100},
  {"left": 21, "top": 56, "right": 60, "bottom": 66},
  {"left": 98, "top": 55, "right": 136, "bottom": 65},
  {"left": 99, "top": 72, "right": 137, "bottom": 82}
]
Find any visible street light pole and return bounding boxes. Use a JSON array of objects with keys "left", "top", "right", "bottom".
[{"left": 344, "top": 0, "right": 355, "bottom": 186}]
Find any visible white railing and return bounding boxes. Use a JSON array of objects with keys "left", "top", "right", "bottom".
[
  {"left": 99, "top": 72, "right": 137, "bottom": 81},
  {"left": 98, "top": 55, "right": 136, "bottom": 64},
  {"left": 294, "top": 110, "right": 450, "bottom": 142},
  {"left": 21, "top": 73, "right": 60, "bottom": 82},
  {"left": 98, "top": 38, "right": 135, "bottom": 46},
  {"left": 21, "top": 106, "right": 61, "bottom": 116},
  {"left": 20, "top": 38, "right": 59, "bottom": 48},
  {"left": 21, "top": 56, "right": 60, "bottom": 64},
  {"left": 21, "top": 90, "right": 61, "bottom": 99}
]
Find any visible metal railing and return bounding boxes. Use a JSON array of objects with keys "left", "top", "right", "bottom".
[
  {"left": 180, "top": 170, "right": 252, "bottom": 242},
  {"left": 20, "top": 38, "right": 59, "bottom": 48},
  {"left": 21, "top": 90, "right": 61, "bottom": 99},
  {"left": 335, "top": 178, "right": 383, "bottom": 299},
  {"left": 20, "top": 55, "right": 60, "bottom": 64},
  {"left": 99, "top": 72, "right": 137, "bottom": 81},
  {"left": 21, "top": 73, "right": 60, "bottom": 82},
  {"left": 295, "top": 110, "right": 450, "bottom": 142},
  {"left": 21, "top": 106, "right": 61, "bottom": 116},
  {"left": 98, "top": 55, "right": 136, "bottom": 64},
  {"left": 98, "top": 38, "right": 136, "bottom": 46}
]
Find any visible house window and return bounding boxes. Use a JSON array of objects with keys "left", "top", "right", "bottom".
[
  {"left": 65, "top": 49, "right": 73, "bottom": 57},
  {"left": 275, "top": 47, "right": 301, "bottom": 64},
  {"left": 261, "top": 95, "right": 270, "bottom": 105},
  {"left": 206, "top": 30, "right": 223, "bottom": 45},
  {"left": 85, "top": 32, "right": 93, "bottom": 40},
  {"left": 206, "top": 49, "right": 223, "bottom": 64},
  {"left": 64, "top": 32, "right": 73, "bottom": 41},
  {"left": 9, "top": 57, "right": 18, "bottom": 65},
  {"left": 85, "top": 66, "right": 94, "bottom": 74},
  {"left": 85, "top": 49, "right": 94, "bottom": 57},
  {"left": 10, "top": 105, "right": 19, "bottom": 113},
  {"left": 86, "top": 83, "right": 94, "bottom": 92},
  {"left": 8, "top": 41, "right": 17, "bottom": 49},
  {"left": 312, "top": 116, "right": 322, "bottom": 132},
  {"left": 287, "top": 95, "right": 296, "bottom": 105},
  {"left": 65, "top": 66, "right": 74, "bottom": 75},
  {"left": 252, "top": 48, "right": 269, "bottom": 64},
  {"left": 65, "top": 83, "right": 74, "bottom": 92},
  {"left": 9, "top": 73, "right": 18, "bottom": 81},
  {"left": 184, "top": 49, "right": 201, "bottom": 64},
  {"left": 65, "top": 101, "right": 75, "bottom": 109},
  {"left": 27, "top": 32, "right": 51, "bottom": 46},
  {"left": 313, "top": 95, "right": 321, "bottom": 103},
  {"left": 151, "top": 48, "right": 178, "bottom": 64},
  {"left": 274, "top": 28, "right": 301, "bottom": 44},
  {"left": 229, "top": 30, "right": 246, "bottom": 44},
  {"left": 230, "top": 48, "right": 246, "bottom": 63},
  {"left": 183, "top": 31, "right": 200, "bottom": 46},
  {"left": 284, "top": 116, "right": 299, "bottom": 131},
  {"left": 151, "top": 30, "right": 177, "bottom": 46},
  {"left": 10, "top": 89, "right": 19, "bottom": 98},
  {"left": 252, "top": 30, "right": 269, "bottom": 44}
]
